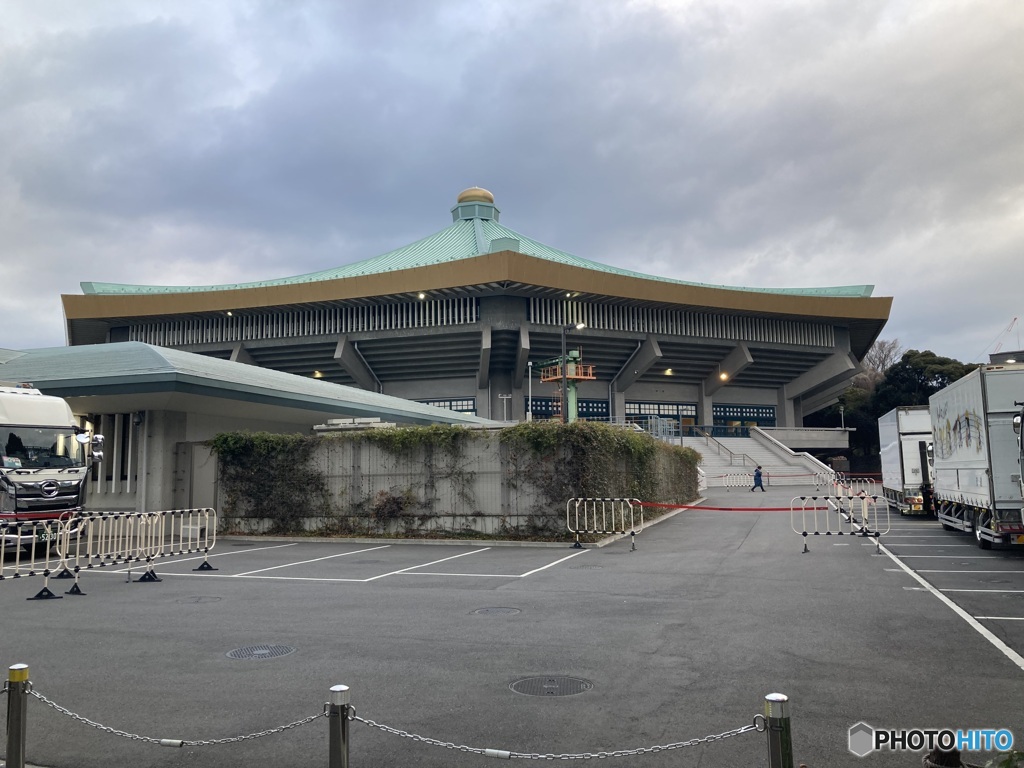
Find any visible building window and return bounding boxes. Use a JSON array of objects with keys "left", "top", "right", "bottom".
[
  {"left": 418, "top": 397, "right": 477, "bottom": 415},
  {"left": 525, "top": 397, "right": 608, "bottom": 420},
  {"left": 712, "top": 404, "right": 775, "bottom": 428}
]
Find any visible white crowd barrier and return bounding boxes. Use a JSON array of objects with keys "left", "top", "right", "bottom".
[
  {"left": 566, "top": 498, "right": 643, "bottom": 550},
  {"left": 790, "top": 495, "right": 888, "bottom": 553},
  {"left": 1, "top": 508, "right": 218, "bottom": 600},
  {"left": 723, "top": 473, "right": 754, "bottom": 490},
  {"left": 832, "top": 475, "right": 877, "bottom": 497}
]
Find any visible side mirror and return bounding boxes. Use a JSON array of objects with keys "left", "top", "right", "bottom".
[
  {"left": 75, "top": 433, "right": 90, "bottom": 445},
  {"left": 91, "top": 434, "right": 105, "bottom": 449},
  {"left": 1014, "top": 414, "right": 1021, "bottom": 437},
  {"left": 91, "top": 450, "right": 104, "bottom": 464}
]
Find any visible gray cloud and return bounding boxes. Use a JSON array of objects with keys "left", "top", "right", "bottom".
[{"left": 1, "top": 0, "right": 1021, "bottom": 361}]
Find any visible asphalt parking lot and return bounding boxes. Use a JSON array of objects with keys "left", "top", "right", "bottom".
[{"left": 3, "top": 487, "right": 1024, "bottom": 768}]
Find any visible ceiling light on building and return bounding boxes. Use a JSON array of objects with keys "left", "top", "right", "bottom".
[
  {"left": 418, "top": 292, "right": 426, "bottom": 300},
  {"left": 313, "top": 370, "right": 324, "bottom": 379},
  {"left": 664, "top": 368, "right": 673, "bottom": 376}
]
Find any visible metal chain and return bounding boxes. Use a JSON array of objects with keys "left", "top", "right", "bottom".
[
  {"left": 353, "top": 713, "right": 762, "bottom": 760},
  {"left": 29, "top": 689, "right": 324, "bottom": 747}
]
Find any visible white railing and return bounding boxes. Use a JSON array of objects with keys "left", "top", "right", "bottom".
[
  {"left": 790, "top": 495, "right": 888, "bottom": 552},
  {"left": 1, "top": 509, "right": 218, "bottom": 599},
  {"left": 566, "top": 498, "right": 643, "bottom": 550}
]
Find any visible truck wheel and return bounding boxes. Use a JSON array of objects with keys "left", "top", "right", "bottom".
[{"left": 975, "top": 513, "right": 993, "bottom": 550}]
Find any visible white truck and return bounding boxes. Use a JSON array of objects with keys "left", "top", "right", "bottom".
[
  {"left": 0, "top": 382, "right": 103, "bottom": 556},
  {"left": 928, "top": 363, "right": 1024, "bottom": 549},
  {"left": 878, "top": 405, "right": 934, "bottom": 515}
]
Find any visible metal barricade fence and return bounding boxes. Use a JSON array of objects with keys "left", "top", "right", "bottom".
[
  {"left": 1, "top": 509, "right": 218, "bottom": 599},
  {"left": 790, "top": 495, "right": 888, "bottom": 553},
  {"left": 566, "top": 497, "right": 643, "bottom": 550},
  {"left": 813, "top": 471, "right": 835, "bottom": 490},
  {"left": 724, "top": 472, "right": 753, "bottom": 490},
  {"left": 834, "top": 476, "right": 877, "bottom": 497}
]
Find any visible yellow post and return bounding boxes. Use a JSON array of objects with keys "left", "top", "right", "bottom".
[{"left": 7, "top": 664, "right": 30, "bottom": 768}]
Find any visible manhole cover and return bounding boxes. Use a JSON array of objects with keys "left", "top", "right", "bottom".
[
  {"left": 176, "top": 596, "right": 222, "bottom": 604},
  {"left": 226, "top": 644, "right": 296, "bottom": 660},
  {"left": 510, "top": 676, "right": 593, "bottom": 697},
  {"left": 472, "top": 607, "right": 521, "bottom": 615},
  {"left": 569, "top": 565, "right": 604, "bottom": 570}
]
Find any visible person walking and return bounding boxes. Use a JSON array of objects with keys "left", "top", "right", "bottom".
[{"left": 751, "top": 466, "right": 765, "bottom": 492}]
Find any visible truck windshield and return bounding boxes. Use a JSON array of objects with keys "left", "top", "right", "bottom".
[{"left": 2, "top": 427, "right": 87, "bottom": 469}]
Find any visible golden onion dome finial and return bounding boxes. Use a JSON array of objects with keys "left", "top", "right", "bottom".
[{"left": 457, "top": 187, "right": 494, "bottom": 204}]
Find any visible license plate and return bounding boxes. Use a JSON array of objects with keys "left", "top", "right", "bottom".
[{"left": 36, "top": 531, "right": 58, "bottom": 542}]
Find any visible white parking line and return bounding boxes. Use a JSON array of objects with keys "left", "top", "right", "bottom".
[
  {"left": 879, "top": 543, "right": 974, "bottom": 547},
  {"left": 941, "top": 589, "right": 1024, "bottom": 594},
  {"left": 363, "top": 548, "right": 490, "bottom": 581},
  {"left": 975, "top": 616, "right": 1024, "bottom": 621},
  {"left": 403, "top": 548, "right": 588, "bottom": 578},
  {"left": 879, "top": 544, "right": 1024, "bottom": 672},
  {"left": 105, "top": 542, "right": 299, "bottom": 573},
  {"left": 885, "top": 569, "right": 1024, "bottom": 574},
  {"left": 234, "top": 545, "right": 391, "bottom": 576}
]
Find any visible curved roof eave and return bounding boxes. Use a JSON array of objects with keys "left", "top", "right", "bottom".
[{"left": 64, "top": 250, "right": 891, "bottom": 326}]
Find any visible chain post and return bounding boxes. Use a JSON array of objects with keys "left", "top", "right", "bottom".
[
  {"left": 328, "top": 684, "right": 350, "bottom": 768},
  {"left": 6, "top": 664, "right": 30, "bottom": 768},
  {"left": 765, "top": 693, "right": 794, "bottom": 768}
]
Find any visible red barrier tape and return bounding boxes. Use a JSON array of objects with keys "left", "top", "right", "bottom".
[{"left": 636, "top": 501, "right": 828, "bottom": 512}]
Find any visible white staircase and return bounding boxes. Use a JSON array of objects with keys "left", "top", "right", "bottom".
[{"left": 679, "top": 435, "right": 832, "bottom": 488}]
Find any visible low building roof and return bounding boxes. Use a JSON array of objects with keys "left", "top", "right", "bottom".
[{"left": 0, "top": 343, "right": 499, "bottom": 428}]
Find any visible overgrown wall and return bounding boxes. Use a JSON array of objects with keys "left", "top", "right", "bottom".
[{"left": 209, "top": 422, "right": 702, "bottom": 541}]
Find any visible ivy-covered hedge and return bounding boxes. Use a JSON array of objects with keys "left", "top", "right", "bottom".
[{"left": 209, "top": 422, "right": 701, "bottom": 540}]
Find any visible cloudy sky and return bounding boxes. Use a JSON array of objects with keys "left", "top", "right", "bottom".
[{"left": 2, "top": 0, "right": 1022, "bottom": 363}]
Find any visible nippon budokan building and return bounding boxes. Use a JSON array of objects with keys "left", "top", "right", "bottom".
[{"left": 62, "top": 187, "right": 891, "bottom": 431}]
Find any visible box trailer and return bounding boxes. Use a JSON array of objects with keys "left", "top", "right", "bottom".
[
  {"left": 878, "top": 405, "right": 933, "bottom": 515},
  {"left": 929, "top": 364, "right": 1024, "bottom": 549}
]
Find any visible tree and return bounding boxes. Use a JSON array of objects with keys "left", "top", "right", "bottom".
[
  {"left": 870, "top": 350, "right": 977, "bottom": 415},
  {"left": 853, "top": 338, "right": 904, "bottom": 391}
]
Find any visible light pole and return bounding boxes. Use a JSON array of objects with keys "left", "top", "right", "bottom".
[
  {"left": 499, "top": 393, "right": 512, "bottom": 421},
  {"left": 527, "top": 361, "right": 533, "bottom": 421},
  {"left": 839, "top": 404, "right": 845, "bottom": 429},
  {"left": 561, "top": 322, "right": 586, "bottom": 424}
]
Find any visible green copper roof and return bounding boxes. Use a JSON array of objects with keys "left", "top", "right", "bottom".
[
  {"left": 0, "top": 343, "right": 500, "bottom": 427},
  {"left": 81, "top": 192, "right": 875, "bottom": 298}
]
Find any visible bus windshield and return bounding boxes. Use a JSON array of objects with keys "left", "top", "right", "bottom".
[{"left": 2, "top": 427, "right": 87, "bottom": 469}]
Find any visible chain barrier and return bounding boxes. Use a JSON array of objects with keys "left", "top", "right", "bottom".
[
  {"left": 352, "top": 712, "right": 764, "bottom": 759},
  {"left": 6, "top": 679, "right": 786, "bottom": 765},
  {"left": 28, "top": 687, "right": 324, "bottom": 747}
]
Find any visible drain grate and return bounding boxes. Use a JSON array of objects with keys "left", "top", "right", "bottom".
[
  {"left": 510, "top": 676, "right": 593, "bottom": 697},
  {"left": 176, "top": 596, "right": 222, "bottom": 604},
  {"left": 472, "top": 607, "right": 521, "bottom": 615},
  {"left": 569, "top": 565, "right": 604, "bottom": 570},
  {"left": 226, "top": 644, "right": 296, "bottom": 660}
]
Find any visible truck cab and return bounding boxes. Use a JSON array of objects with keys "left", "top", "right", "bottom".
[{"left": 0, "top": 382, "right": 103, "bottom": 555}]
